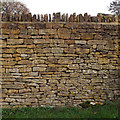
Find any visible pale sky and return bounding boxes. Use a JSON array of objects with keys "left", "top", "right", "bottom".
[{"left": 18, "top": 0, "right": 113, "bottom": 16}]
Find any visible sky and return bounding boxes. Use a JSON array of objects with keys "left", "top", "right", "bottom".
[{"left": 17, "top": 0, "right": 113, "bottom": 16}]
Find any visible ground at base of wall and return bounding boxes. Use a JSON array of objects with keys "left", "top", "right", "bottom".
[{"left": 2, "top": 101, "right": 119, "bottom": 119}]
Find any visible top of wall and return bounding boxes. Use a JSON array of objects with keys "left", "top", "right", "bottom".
[{"left": 1, "top": 12, "right": 120, "bottom": 23}]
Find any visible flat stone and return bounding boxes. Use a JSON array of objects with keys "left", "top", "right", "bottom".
[
  {"left": 11, "top": 29, "right": 20, "bottom": 35},
  {"left": 88, "top": 40, "right": 107, "bottom": 45},
  {"left": 16, "top": 48, "right": 33, "bottom": 53},
  {"left": 76, "top": 48, "right": 89, "bottom": 54},
  {"left": 65, "top": 40, "right": 75, "bottom": 44},
  {"left": 58, "top": 59, "right": 72, "bottom": 64},
  {"left": 29, "top": 72, "right": 38, "bottom": 76},
  {"left": 75, "top": 40, "right": 86, "bottom": 44},
  {"left": 19, "top": 67, "right": 32, "bottom": 72},
  {"left": 52, "top": 48, "right": 63, "bottom": 53},
  {"left": 64, "top": 48, "right": 76, "bottom": 54},
  {"left": 67, "top": 64, "right": 79, "bottom": 69},
  {"left": 58, "top": 28, "right": 71, "bottom": 39},
  {"left": 33, "top": 67, "right": 46, "bottom": 72},
  {"left": 81, "top": 33, "right": 93, "bottom": 40},
  {"left": 7, "top": 39, "right": 23, "bottom": 45}
]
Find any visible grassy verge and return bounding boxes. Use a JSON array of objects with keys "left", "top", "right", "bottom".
[{"left": 2, "top": 100, "right": 119, "bottom": 119}]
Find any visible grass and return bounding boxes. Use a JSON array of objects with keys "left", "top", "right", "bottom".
[{"left": 2, "top": 100, "right": 119, "bottom": 119}]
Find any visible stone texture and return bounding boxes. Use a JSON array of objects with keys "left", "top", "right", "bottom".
[
  {"left": 81, "top": 33, "right": 93, "bottom": 40},
  {"left": 88, "top": 40, "right": 107, "bottom": 45},
  {"left": 58, "top": 28, "right": 71, "bottom": 39},
  {"left": 64, "top": 40, "right": 75, "bottom": 44},
  {"left": 7, "top": 39, "right": 23, "bottom": 45},
  {"left": 33, "top": 67, "right": 46, "bottom": 72},
  {"left": 76, "top": 48, "right": 89, "bottom": 54},
  {"left": 1, "top": 22, "right": 119, "bottom": 108},
  {"left": 16, "top": 48, "right": 33, "bottom": 53},
  {"left": 75, "top": 40, "right": 86, "bottom": 44}
]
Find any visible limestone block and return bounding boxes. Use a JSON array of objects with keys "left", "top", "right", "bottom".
[
  {"left": 33, "top": 67, "right": 46, "bottom": 72},
  {"left": 5, "top": 98, "right": 15, "bottom": 102},
  {"left": 37, "top": 64, "right": 47, "bottom": 67},
  {"left": 33, "top": 59, "right": 45, "bottom": 64},
  {"left": 27, "top": 45, "right": 36, "bottom": 48},
  {"left": 15, "top": 57, "right": 22, "bottom": 61},
  {"left": 58, "top": 67, "right": 67, "bottom": 71},
  {"left": 19, "top": 89, "right": 31, "bottom": 93},
  {"left": 29, "top": 72, "right": 38, "bottom": 76},
  {"left": 93, "top": 45, "right": 97, "bottom": 49},
  {"left": 28, "top": 29, "right": 39, "bottom": 35},
  {"left": 64, "top": 40, "right": 75, "bottom": 44},
  {"left": 70, "top": 72, "right": 79, "bottom": 77},
  {"left": 2, "top": 48, "right": 15, "bottom": 53},
  {"left": 49, "top": 79, "right": 58, "bottom": 84},
  {"left": 71, "top": 34, "right": 81, "bottom": 40},
  {"left": 61, "top": 72, "right": 70, "bottom": 77},
  {"left": 11, "top": 29, "right": 20, "bottom": 35},
  {"left": 21, "top": 54, "right": 28, "bottom": 57},
  {"left": 16, "top": 48, "right": 33, "bottom": 53},
  {"left": 6, "top": 68, "right": 19, "bottom": 73},
  {"left": 40, "top": 86, "right": 51, "bottom": 91},
  {"left": 15, "top": 99, "right": 25, "bottom": 103},
  {"left": 75, "top": 40, "right": 86, "bottom": 44},
  {"left": 98, "top": 58, "right": 110, "bottom": 64},
  {"left": 64, "top": 48, "right": 76, "bottom": 54},
  {"left": 46, "top": 23, "right": 52, "bottom": 29},
  {"left": 1, "top": 41, "right": 6, "bottom": 48},
  {"left": 58, "top": 28, "right": 71, "bottom": 39},
  {"left": 42, "top": 48, "right": 52, "bottom": 53},
  {"left": 58, "top": 59, "right": 72, "bottom": 64},
  {"left": 76, "top": 48, "right": 89, "bottom": 54},
  {"left": 2, "top": 61, "right": 17, "bottom": 66},
  {"left": 46, "top": 67, "right": 57, "bottom": 72},
  {"left": 81, "top": 33, "right": 93, "bottom": 40},
  {"left": 47, "top": 64, "right": 56, "bottom": 67},
  {"left": 31, "top": 87, "right": 39, "bottom": 92},
  {"left": 19, "top": 67, "right": 32, "bottom": 72},
  {"left": 97, "top": 45, "right": 105, "bottom": 50},
  {"left": 2, "top": 68, "right": 5, "bottom": 73},
  {"left": 6, "top": 45, "right": 27, "bottom": 48},
  {"left": 66, "top": 70, "right": 74, "bottom": 73},
  {"left": 50, "top": 39, "right": 64, "bottom": 44},
  {"left": 94, "top": 34, "right": 103, "bottom": 40},
  {"left": 24, "top": 39, "right": 33, "bottom": 44},
  {"left": 45, "top": 29, "right": 57, "bottom": 34},
  {"left": 18, "top": 24, "right": 26, "bottom": 29},
  {"left": 11, "top": 73, "right": 22, "bottom": 76},
  {"left": 13, "top": 54, "right": 21, "bottom": 57},
  {"left": 7, "top": 39, "right": 23, "bottom": 45},
  {"left": 18, "top": 60, "right": 31, "bottom": 65},
  {"left": 7, "top": 89, "right": 18, "bottom": 93},
  {"left": 2, "top": 54, "right": 12, "bottom": 58},
  {"left": 52, "top": 48, "right": 63, "bottom": 53},
  {"left": 25, "top": 98, "right": 38, "bottom": 103},
  {"left": 39, "top": 29, "right": 47, "bottom": 34},
  {"left": 52, "top": 23, "right": 63, "bottom": 29},
  {"left": 45, "top": 58, "right": 57, "bottom": 64},
  {"left": 88, "top": 40, "right": 107, "bottom": 45},
  {"left": 67, "top": 64, "right": 79, "bottom": 69},
  {"left": 83, "top": 69, "right": 92, "bottom": 74},
  {"left": 2, "top": 29, "right": 10, "bottom": 35}
]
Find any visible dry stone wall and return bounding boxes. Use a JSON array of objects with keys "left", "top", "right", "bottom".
[{"left": 1, "top": 13, "right": 120, "bottom": 108}]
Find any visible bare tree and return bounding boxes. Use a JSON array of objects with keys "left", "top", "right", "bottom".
[
  {"left": 0, "top": 0, "right": 30, "bottom": 14},
  {"left": 108, "top": 0, "right": 120, "bottom": 15}
]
